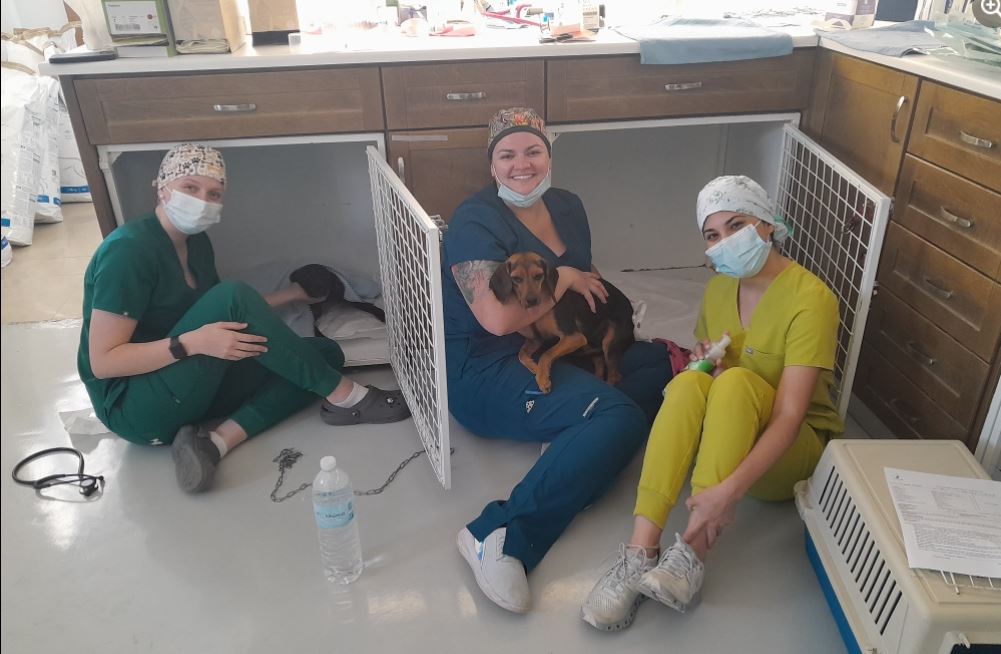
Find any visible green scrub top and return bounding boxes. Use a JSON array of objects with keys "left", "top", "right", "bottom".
[{"left": 78, "top": 214, "right": 220, "bottom": 421}]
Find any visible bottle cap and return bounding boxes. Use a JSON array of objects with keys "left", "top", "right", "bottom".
[{"left": 320, "top": 456, "right": 337, "bottom": 471}]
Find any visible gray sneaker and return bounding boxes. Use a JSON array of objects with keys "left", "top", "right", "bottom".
[
  {"left": 580, "top": 544, "right": 657, "bottom": 631},
  {"left": 171, "top": 425, "right": 221, "bottom": 493},
  {"left": 635, "top": 533, "right": 705, "bottom": 612},
  {"left": 320, "top": 386, "right": 410, "bottom": 425}
]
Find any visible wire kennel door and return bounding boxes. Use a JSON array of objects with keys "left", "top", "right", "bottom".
[
  {"left": 777, "top": 125, "right": 891, "bottom": 419},
  {"left": 367, "top": 146, "right": 452, "bottom": 489}
]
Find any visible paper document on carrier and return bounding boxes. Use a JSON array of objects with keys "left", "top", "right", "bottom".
[{"left": 884, "top": 468, "right": 1001, "bottom": 578}]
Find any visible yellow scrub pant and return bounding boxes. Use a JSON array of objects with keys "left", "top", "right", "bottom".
[{"left": 635, "top": 368, "right": 826, "bottom": 529}]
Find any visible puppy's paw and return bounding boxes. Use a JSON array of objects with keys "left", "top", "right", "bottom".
[{"left": 536, "top": 372, "right": 552, "bottom": 394}]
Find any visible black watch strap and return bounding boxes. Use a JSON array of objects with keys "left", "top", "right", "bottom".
[{"left": 169, "top": 335, "right": 188, "bottom": 360}]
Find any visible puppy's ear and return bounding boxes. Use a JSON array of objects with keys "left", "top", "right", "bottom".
[
  {"left": 489, "top": 260, "right": 515, "bottom": 303},
  {"left": 542, "top": 258, "right": 559, "bottom": 300}
]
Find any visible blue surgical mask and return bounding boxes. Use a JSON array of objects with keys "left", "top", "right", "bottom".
[
  {"left": 497, "top": 169, "right": 551, "bottom": 208},
  {"left": 705, "top": 222, "right": 771, "bottom": 278},
  {"left": 163, "top": 190, "right": 222, "bottom": 235}
]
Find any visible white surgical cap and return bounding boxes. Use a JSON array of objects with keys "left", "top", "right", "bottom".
[{"left": 696, "top": 175, "right": 789, "bottom": 242}]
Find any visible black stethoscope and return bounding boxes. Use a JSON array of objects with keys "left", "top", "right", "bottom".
[{"left": 12, "top": 447, "right": 105, "bottom": 497}]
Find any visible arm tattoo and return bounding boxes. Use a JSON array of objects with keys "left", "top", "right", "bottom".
[{"left": 453, "top": 260, "right": 500, "bottom": 305}]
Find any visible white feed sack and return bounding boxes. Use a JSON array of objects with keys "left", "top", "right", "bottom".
[
  {"left": 1, "top": 68, "right": 46, "bottom": 246},
  {"left": 34, "top": 76, "right": 64, "bottom": 224}
]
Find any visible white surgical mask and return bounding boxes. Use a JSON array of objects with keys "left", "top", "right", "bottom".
[
  {"left": 705, "top": 222, "right": 771, "bottom": 278},
  {"left": 497, "top": 169, "right": 551, "bottom": 208},
  {"left": 163, "top": 190, "right": 222, "bottom": 235}
]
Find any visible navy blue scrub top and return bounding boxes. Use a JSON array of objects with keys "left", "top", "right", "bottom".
[{"left": 441, "top": 184, "right": 593, "bottom": 376}]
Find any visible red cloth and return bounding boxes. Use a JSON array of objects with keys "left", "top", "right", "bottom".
[{"left": 653, "top": 338, "right": 693, "bottom": 376}]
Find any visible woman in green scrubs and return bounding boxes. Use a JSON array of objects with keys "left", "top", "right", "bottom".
[{"left": 79, "top": 143, "right": 410, "bottom": 493}]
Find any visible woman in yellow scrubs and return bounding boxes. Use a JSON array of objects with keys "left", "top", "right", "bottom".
[{"left": 581, "top": 175, "right": 844, "bottom": 631}]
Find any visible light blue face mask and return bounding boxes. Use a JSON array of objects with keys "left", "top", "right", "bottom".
[
  {"left": 705, "top": 222, "right": 771, "bottom": 278},
  {"left": 497, "top": 169, "right": 551, "bottom": 208}
]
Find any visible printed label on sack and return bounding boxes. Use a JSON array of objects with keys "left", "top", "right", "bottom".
[{"left": 314, "top": 500, "right": 354, "bottom": 529}]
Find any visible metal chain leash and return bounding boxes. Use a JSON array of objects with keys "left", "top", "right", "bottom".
[
  {"left": 270, "top": 449, "right": 312, "bottom": 502},
  {"left": 270, "top": 446, "right": 455, "bottom": 502}
]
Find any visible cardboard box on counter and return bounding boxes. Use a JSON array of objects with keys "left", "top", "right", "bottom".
[
  {"left": 168, "top": 0, "right": 250, "bottom": 53},
  {"left": 248, "top": 0, "right": 299, "bottom": 41}
]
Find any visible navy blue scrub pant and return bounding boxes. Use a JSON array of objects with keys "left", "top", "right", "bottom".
[{"left": 448, "top": 340, "right": 672, "bottom": 571}]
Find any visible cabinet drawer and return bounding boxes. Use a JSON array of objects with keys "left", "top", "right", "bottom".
[
  {"left": 894, "top": 155, "right": 1001, "bottom": 282},
  {"left": 382, "top": 60, "right": 544, "bottom": 130},
  {"left": 908, "top": 81, "right": 1001, "bottom": 194},
  {"left": 865, "top": 290, "right": 990, "bottom": 427},
  {"left": 546, "top": 50, "right": 814, "bottom": 123},
  {"left": 856, "top": 346, "right": 969, "bottom": 442},
  {"left": 878, "top": 223, "right": 1001, "bottom": 361},
  {"left": 75, "top": 68, "right": 384, "bottom": 144}
]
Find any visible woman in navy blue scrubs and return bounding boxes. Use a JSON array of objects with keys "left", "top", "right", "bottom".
[{"left": 444, "top": 107, "right": 673, "bottom": 613}]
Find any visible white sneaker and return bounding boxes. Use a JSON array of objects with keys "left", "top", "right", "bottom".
[
  {"left": 457, "top": 527, "right": 531, "bottom": 614},
  {"left": 580, "top": 544, "right": 658, "bottom": 631},
  {"left": 635, "top": 533, "right": 705, "bottom": 612}
]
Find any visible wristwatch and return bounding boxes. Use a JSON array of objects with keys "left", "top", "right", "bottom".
[{"left": 169, "top": 335, "right": 188, "bottom": 360}]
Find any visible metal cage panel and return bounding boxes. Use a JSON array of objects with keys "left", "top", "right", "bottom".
[
  {"left": 367, "top": 146, "right": 451, "bottom": 489},
  {"left": 777, "top": 125, "right": 891, "bottom": 418}
]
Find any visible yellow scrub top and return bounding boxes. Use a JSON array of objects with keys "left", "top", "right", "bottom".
[{"left": 694, "top": 261, "right": 844, "bottom": 438}]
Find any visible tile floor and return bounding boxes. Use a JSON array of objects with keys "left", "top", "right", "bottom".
[
  {"left": 0, "top": 321, "right": 863, "bottom": 653},
  {"left": 1, "top": 203, "right": 102, "bottom": 324},
  {"left": 1, "top": 204, "right": 874, "bottom": 652}
]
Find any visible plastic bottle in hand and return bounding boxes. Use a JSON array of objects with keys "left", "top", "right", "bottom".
[
  {"left": 687, "top": 333, "right": 731, "bottom": 374},
  {"left": 313, "top": 456, "right": 363, "bottom": 584}
]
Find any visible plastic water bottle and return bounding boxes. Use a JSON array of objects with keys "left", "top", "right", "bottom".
[{"left": 313, "top": 456, "right": 363, "bottom": 584}]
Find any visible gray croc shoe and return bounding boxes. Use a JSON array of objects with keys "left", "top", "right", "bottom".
[
  {"left": 171, "top": 425, "right": 221, "bottom": 493},
  {"left": 320, "top": 386, "right": 411, "bottom": 425}
]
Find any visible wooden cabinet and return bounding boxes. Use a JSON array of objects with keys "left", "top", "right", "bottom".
[
  {"left": 852, "top": 75, "right": 1001, "bottom": 451},
  {"left": 803, "top": 50, "right": 919, "bottom": 195},
  {"left": 547, "top": 50, "right": 814, "bottom": 123},
  {"left": 387, "top": 128, "right": 492, "bottom": 222},
  {"left": 382, "top": 60, "right": 544, "bottom": 130},
  {"left": 75, "top": 68, "right": 384, "bottom": 144}
]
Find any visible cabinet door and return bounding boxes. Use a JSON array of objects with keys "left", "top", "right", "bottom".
[
  {"left": 387, "top": 128, "right": 493, "bottom": 223},
  {"left": 775, "top": 125, "right": 892, "bottom": 418},
  {"left": 367, "top": 147, "right": 451, "bottom": 489},
  {"left": 803, "top": 51, "right": 919, "bottom": 196}
]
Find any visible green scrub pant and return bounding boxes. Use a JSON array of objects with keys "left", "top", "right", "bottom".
[{"left": 105, "top": 281, "right": 344, "bottom": 446}]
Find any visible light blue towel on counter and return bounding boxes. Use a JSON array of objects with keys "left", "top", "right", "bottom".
[
  {"left": 818, "top": 21, "right": 945, "bottom": 57},
  {"left": 615, "top": 17, "right": 794, "bottom": 65}
]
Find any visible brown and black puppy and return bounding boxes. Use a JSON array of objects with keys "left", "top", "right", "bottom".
[{"left": 490, "top": 252, "right": 635, "bottom": 394}]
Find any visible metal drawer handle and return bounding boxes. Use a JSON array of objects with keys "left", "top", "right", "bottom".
[
  {"left": 905, "top": 341, "right": 936, "bottom": 367},
  {"left": 959, "top": 130, "right": 994, "bottom": 149},
  {"left": 890, "top": 95, "right": 907, "bottom": 144},
  {"left": 212, "top": 103, "right": 257, "bottom": 113},
  {"left": 889, "top": 398, "right": 920, "bottom": 425},
  {"left": 922, "top": 276, "right": 954, "bottom": 300},
  {"left": 664, "top": 81, "right": 703, "bottom": 92},
  {"left": 445, "top": 91, "right": 487, "bottom": 102},
  {"left": 939, "top": 207, "right": 974, "bottom": 230}
]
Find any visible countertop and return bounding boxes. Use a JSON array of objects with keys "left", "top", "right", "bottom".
[{"left": 39, "top": 23, "right": 1001, "bottom": 100}]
